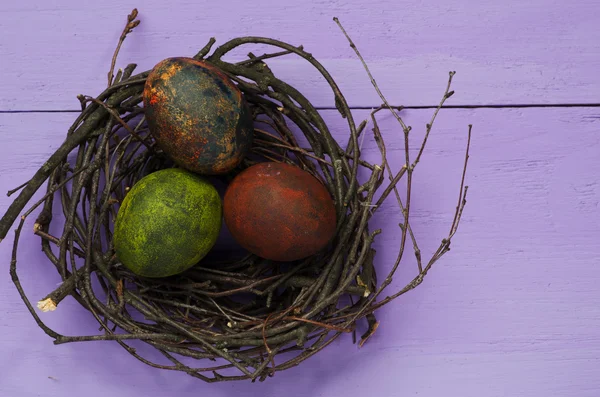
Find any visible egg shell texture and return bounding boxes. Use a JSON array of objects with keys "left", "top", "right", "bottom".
[
  {"left": 143, "top": 57, "right": 253, "bottom": 175},
  {"left": 113, "top": 168, "right": 222, "bottom": 278},
  {"left": 223, "top": 162, "right": 337, "bottom": 262}
]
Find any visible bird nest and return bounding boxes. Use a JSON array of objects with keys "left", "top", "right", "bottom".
[{"left": 1, "top": 10, "right": 471, "bottom": 382}]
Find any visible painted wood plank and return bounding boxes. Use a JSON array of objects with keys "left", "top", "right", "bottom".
[
  {"left": 1, "top": 106, "right": 599, "bottom": 396},
  {"left": 1, "top": 0, "right": 599, "bottom": 110}
]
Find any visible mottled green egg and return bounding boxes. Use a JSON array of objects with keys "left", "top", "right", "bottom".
[{"left": 113, "top": 168, "right": 222, "bottom": 278}]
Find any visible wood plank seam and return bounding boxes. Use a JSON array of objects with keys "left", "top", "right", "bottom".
[{"left": 3, "top": 103, "right": 600, "bottom": 114}]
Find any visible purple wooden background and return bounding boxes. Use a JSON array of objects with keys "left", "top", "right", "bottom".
[{"left": 1, "top": 1, "right": 599, "bottom": 396}]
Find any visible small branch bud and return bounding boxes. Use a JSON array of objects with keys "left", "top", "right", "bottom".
[{"left": 128, "top": 8, "right": 138, "bottom": 22}]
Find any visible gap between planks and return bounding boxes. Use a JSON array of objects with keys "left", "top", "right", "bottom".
[{"left": 2, "top": 103, "right": 600, "bottom": 114}]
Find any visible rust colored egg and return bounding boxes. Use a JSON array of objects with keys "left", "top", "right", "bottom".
[
  {"left": 223, "top": 162, "right": 337, "bottom": 262},
  {"left": 143, "top": 57, "right": 253, "bottom": 175}
]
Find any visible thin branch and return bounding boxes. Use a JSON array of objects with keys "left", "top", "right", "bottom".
[
  {"left": 108, "top": 9, "right": 140, "bottom": 86},
  {"left": 334, "top": 17, "right": 409, "bottom": 133}
]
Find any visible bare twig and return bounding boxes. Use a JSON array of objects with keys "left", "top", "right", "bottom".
[{"left": 108, "top": 9, "right": 140, "bottom": 86}]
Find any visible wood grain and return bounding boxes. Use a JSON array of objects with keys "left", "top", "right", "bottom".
[
  {"left": 1, "top": 106, "right": 599, "bottom": 396},
  {"left": 1, "top": 0, "right": 599, "bottom": 110}
]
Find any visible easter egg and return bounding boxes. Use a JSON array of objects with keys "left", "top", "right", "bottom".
[
  {"left": 223, "top": 162, "right": 337, "bottom": 262},
  {"left": 143, "top": 57, "right": 254, "bottom": 175},
  {"left": 113, "top": 168, "right": 222, "bottom": 278}
]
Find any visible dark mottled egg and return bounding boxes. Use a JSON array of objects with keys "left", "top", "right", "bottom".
[
  {"left": 143, "top": 57, "right": 253, "bottom": 174},
  {"left": 223, "top": 162, "right": 337, "bottom": 262}
]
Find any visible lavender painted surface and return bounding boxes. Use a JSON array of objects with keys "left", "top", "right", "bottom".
[
  {"left": 1, "top": 0, "right": 599, "bottom": 109},
  {"left": 1, "top": 1, "right": 600, "bottom": 396}
]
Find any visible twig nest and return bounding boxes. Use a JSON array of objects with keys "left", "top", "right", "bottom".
[{"left": 0, "top": 9, "right": 470, "bottom": 384}]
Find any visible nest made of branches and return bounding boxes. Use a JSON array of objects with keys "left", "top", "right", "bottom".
[{"left": 1, "top": 10, "right": 471, "bottom": 382}]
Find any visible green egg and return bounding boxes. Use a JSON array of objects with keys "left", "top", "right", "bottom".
[{"left": 113, "top": 168, "right": 222, "bottom": 278}]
